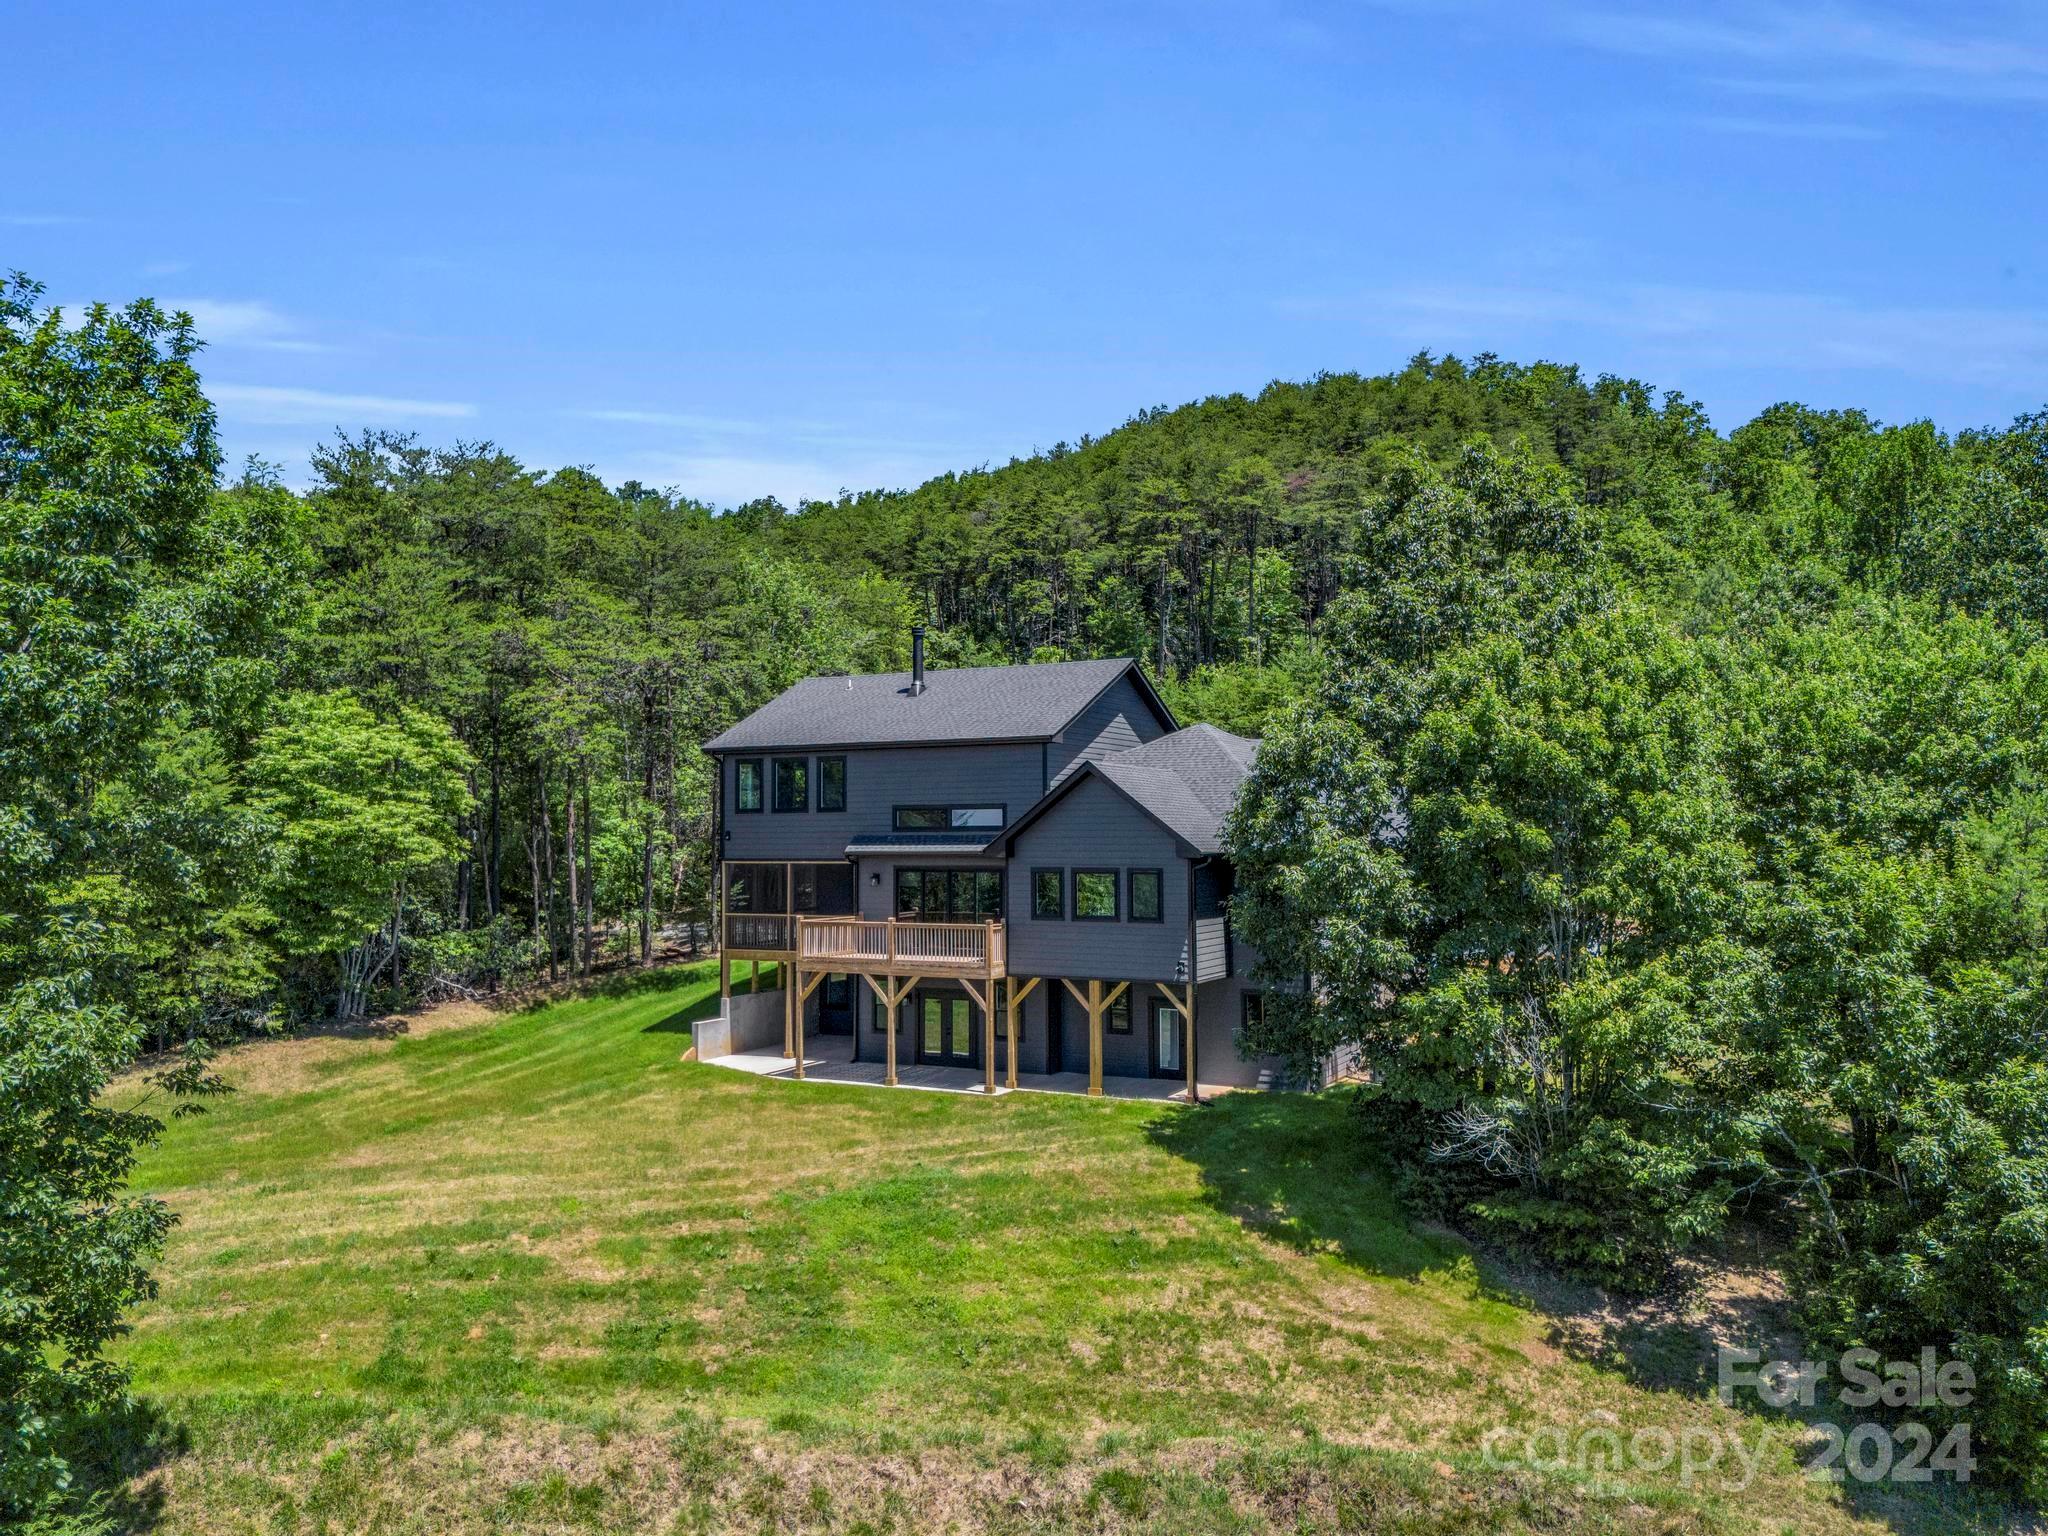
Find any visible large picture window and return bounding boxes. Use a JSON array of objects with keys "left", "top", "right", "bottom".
[
  {"left": 893, "top": 867, "right": 1004, "bottom": 922},
  {"left": 818, "top": 755, "right": 846, "bottom": 812},
  {"left": 893, "top": 805, "right": 1004, "bottom": 832},
  {"left": 1073, "top": 868, "right": 1118, "bottom": 921},
  {"left": 735, "top": 758, "right": 763, "bottom": 813},
  {"left": 1129, "top": 868, "right": 1163, "bottom": 923},
  {"left": 1031, "top": 868, "right": 1064, "bottom": 920},
  {"left": 772, "top": 756, "right": 808, "bottom": 813}
]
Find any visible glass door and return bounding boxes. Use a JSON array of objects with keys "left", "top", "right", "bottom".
[
  {"left": 1150, "top": 998, "right": 1184, "bottom": 1078},
  {"left": 917, "top": 991, "right": 977, "bottom": 1067}
]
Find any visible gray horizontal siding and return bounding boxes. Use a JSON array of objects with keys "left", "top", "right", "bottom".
[
  {"left": 720, "top": 741, "right": 1045, "bottom": 863},
  {"left": 1193, "top": 916, "right": 1229, "bottom": 982},
  {"left": 1047, "top": 673, "right": 1168, "bottom": 786},
  {"left": 1005, "top": 774, "right": 1190, "bottom": 982}
]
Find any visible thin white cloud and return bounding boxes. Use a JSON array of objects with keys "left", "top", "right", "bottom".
[
  {"left": 569, "top": 407, "right": 777, "bottom": 434},
  {"left": 1689, "top": 114, "right": 1886, "bottom": 141},
  {"left": 1562, "top": 2, "right": 2048, "bottom": 103},
  {"left": 164, "top": 298, "right": 328, "bottom": 353},
  {"left": 1287, "top": 283, "right": 2048, "bottom": 392},
  {"left": 210, "top": 384, "right": 478, "bottom": 426}
]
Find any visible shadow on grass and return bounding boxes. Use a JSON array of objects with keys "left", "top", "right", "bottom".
[
  {"left": 55, "top": 1395, "right": 189, "bottom": 1533},
  {"left": 1145, "top": 1087, "right": 1456, "bottom": 1281},
  {"left": 644, "top": 982, "right": 729, "bottom": 1037}
]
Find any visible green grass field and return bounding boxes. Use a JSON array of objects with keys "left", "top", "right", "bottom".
[{"left": 88, "top": 961, "right": 2003, "bottom": 1533}]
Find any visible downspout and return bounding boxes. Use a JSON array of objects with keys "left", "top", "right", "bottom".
[{"left": 1188, "top": 855, "right": 1210, "bottom": 1092}]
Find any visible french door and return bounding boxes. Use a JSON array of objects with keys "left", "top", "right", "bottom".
[{"left": 914, "top": 991, "right": 978, "bottom": 1067}]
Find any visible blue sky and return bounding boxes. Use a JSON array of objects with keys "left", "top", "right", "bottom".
[{"left": 10, "top": 1, "right": 2046, "bottom": 504}]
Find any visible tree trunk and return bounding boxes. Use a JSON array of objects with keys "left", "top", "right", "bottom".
[
  {"left": 580, "top": 766, "right": 596, "bottom": 973},
  {"left": 563, "top": 770, "right": 581, "bottom": 977}
]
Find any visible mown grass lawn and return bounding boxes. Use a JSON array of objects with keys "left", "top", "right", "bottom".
[{"left": 92, "top": 961, "right": 1991, "bottom": 1533}]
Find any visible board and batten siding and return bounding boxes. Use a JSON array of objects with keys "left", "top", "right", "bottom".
[
  {"left": 1046, "top": 672, "right": 1170, "bottom": 786},
  {"left": 720, "top": 741, "right": 1046, "bottom": 863},
  {"left": 1005, "top": 773, "right": 1190, "bottom": 983}
]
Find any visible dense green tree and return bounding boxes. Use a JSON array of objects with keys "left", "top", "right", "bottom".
[{"left": 0, "top": 277, "right": 294, "bottom": 1513}]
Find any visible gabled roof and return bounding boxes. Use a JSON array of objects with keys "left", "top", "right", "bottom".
[
  {"left": 1002, "top": 723, "right": 1260, "bottom": 858},
  {"left": 702, "top": 657, "right": 1174, "bottom": 754}
]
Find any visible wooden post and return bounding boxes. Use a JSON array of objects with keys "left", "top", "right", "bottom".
[
  {"left": 793, "top": 970, "right": 805, "bottom": 1080},
  {"left": 1088, "top": 980, "right": 1103, "bottom": 1096},
  {"left": 885, "top": 979, "right": 897, "bottom": 1085},
  {"left": 785, "top": 969, "right": 796, "bottom": 1067},
  {"left": 861, "top": 972, "right": 909, "bottom": 1088},
  {"left": 1004, "top": 977, "right": 1040, "bottom": 1091},
  {"left": 719, "top": 953, "right": 730, "bottom": 1006},
  {"left": 751, "top": 958, "right": 760, "bottom": 995}
]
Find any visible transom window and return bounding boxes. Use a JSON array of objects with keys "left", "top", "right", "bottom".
[
  {"left": 772, "top": 756, "right": 808, "bottom": 812},
  {"left": 894, "top": 867, "right": 1004, "bottom": 922},
  {"left": 893, "top": 805, "right": 1004, "bottom": 832},
  {"left": 735, "top": 758, "right": 763, "bottom": 813}
]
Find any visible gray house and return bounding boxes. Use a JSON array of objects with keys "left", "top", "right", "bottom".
[{"left": 698, "top": 628, "right": 1295, "bottom": 1099}]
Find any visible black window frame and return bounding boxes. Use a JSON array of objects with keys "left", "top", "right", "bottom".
[
  {"left": 1072, "top": 868, "right": 1119, "bottom": 922},
  {"left": 772, "top": 755, "right": 808, "bottom": 813},
  {"left": 1128, "top": 868, "right": 1164, "bottom": 923},
  {"left": 817, "top": 754, "right": 847, "bottom": 812},
  {"left": 734, "top": 757, "right": 764, "bottom": 814},
  {"left": 1031, "top": 867, "right": 1065, "bottom": 920},
  {"left": 1106, "top": 992, "right": 1133, "bottom": 1034},
  {"left": 1242, "top": 991, "right": 1264, "bottom": 1034},
  {"left": 892, "top": 865, "right": 1004, "bottom": 922},
  {"left": 892, "top": 804, "right": 1006, "bottom": 832}
]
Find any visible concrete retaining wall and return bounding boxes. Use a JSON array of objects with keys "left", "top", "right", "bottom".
[{"left": 692, "top": 985, "right": 786, "bottom": 1059}]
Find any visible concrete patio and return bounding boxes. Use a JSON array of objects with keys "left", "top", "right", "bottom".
[{"left": 701, "top": 1032, "right": 1223, "bottom": 1101}]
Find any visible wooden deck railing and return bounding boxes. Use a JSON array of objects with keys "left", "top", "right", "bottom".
[
  {"left": 797, "top": 916, "right": 1005, "bottom": 974},
  {"left": 724, "top": 913, "right": 1007, "bottom": 975}
]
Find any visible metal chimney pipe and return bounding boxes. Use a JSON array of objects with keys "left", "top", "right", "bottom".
[{"left": 910, "top": 624, "right": 926, "bottom": 695}]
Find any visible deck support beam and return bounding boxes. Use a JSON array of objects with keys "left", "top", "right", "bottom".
[
  {"left": 858, "top": 972, "right": 915, "bottom": 1086},
  {"left": 1061, "top": 978, "right": 1128, "bottom": 1096},
  {"left": 1005, "top": 976, "right": 1041, "bottom": 1091}
]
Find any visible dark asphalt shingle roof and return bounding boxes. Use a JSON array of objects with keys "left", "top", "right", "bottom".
[
  {"left": 1098, "top": 723, "right": 1260, "bottom": 854},
  {"left": 1002, "top": 722, "right": 1261, "bottom": 857},
  {"left": 703, "top": 657, "right": 1143, "bottom": 753}
]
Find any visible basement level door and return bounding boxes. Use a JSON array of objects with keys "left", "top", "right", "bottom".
[{"left": 916, "top": 992, "right": 976, "bottom": 1067}]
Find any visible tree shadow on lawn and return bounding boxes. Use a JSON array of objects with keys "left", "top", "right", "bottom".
[
  {"left": 55, "top": 1394, "right": 189, "bottom": 1533},
  {"left": 1144, "top": 1087, "right": 1459, "bottom": 1282}
]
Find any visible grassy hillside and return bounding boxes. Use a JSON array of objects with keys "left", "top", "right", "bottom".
[{"left": 88, "top": 963, "right": 1991, "bottom": 1533}]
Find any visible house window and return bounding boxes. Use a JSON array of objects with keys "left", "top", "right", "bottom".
[
  {"left": 1242, "top": 992, "right": 1264, "bottom": 1034},
  {"left": 793, "top": 865, "right": 817, "bottom": 912},
  {"left": 818, "top": 755, "right": 846, "bottom": 812},
  {"left": 735, "top": 758, "right": 763, "bottom": 813},
  {"left": 893, "top": 805, "right": 1003, "bottom": 832},
  {"left": 1106, "top": 993, "right": 1132, "bottom": 1034},
  {"left": 1031, "top": 868, "right": 1064, "bottom": 920},
  {"left": 894, "top": 867, "right": 1003, "bottom": 922},
  {"left": 772, "top": 757, "right": 808, "bottom": 812},
  {"left": 1073, "top": 869, "right": 1118, "bottom": 921},
  {"left": 1129, "top": 868, "right": 1163, "bottom": 923}
]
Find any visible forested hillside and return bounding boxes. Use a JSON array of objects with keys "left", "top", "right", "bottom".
[{"left": 5, "top": 275, "right": 2047, "bottom": 1513}]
